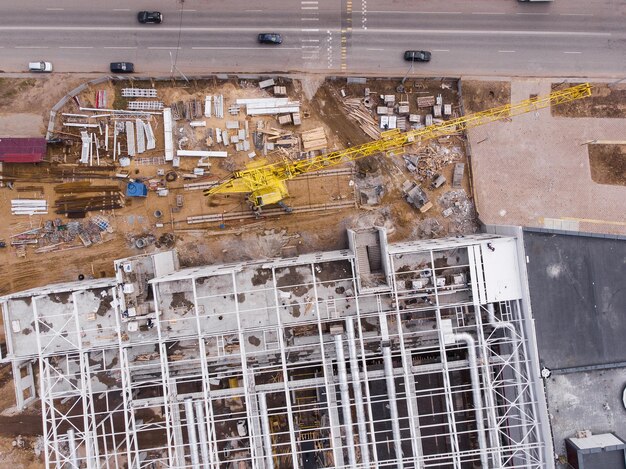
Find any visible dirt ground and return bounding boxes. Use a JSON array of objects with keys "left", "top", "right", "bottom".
[
  {"left": 0, "top": 73, "right": 479, "bottom": 466},
  {"left": 588, "top": 144, "right": 626, "bottom": 186},
  {"left": 460, "top": 80, "right": 511, "bottom": 113},
  {"left": 552, "top": 82, "right": 626, "bottom": 118}
]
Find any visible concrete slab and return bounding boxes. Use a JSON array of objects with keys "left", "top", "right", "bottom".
[{"left": 468, "top": 79, "right": 626, "bottom": 235}]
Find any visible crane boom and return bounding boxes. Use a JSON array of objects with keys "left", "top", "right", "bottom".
[{"left": 205, "top": 82, "right": 591, "bottom": 207}]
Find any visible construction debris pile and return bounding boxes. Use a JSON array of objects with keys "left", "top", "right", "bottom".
[
  {"left": 438, "top": 190, "right": 478, "bottom": 234},
  {"left": 10, "top": 215, "right": 113, "bottom": 255}
]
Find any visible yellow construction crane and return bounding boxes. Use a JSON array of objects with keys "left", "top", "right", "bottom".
[{"left": 205, "top": 82, "right": 592, "bottom": 210}]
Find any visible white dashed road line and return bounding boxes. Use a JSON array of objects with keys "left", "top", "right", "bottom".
[
  {"left": 563, "top": 51, "right": 582, "bottom": 54},
  {"left": 498, "top": 50, "right": 516, "bottom": 53}
]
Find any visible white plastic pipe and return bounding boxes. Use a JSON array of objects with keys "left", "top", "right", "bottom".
[
  {"left": 184, "top": 399, "right": 200, "bottom": 468},
  {"left": 67, "top": 429, "right": 78, "bottom": 468},
  {"left": 335, "top": 334, "right": 357, "bottom": 467},
  {"left": 381, "top": 341, "right": 404, "bottom": 467},
  {"left": 194, "top": 400, "right": 210, "bottom": 468},
  {"left": 258, "top": 393, "right": 275, "bottom": 469},
  {"left": 346, "top": 317, "right": 371, "bottom": 466},
  {"left": 452, "top": 333, "right": 489, "bottom": 469}
]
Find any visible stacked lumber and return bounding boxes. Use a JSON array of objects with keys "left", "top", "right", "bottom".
[
  {"left": 300, "top": 127, "right": 327, "bottom": 152},
  {"left": 55, "top": 181, "right": 120, "bottom": 194},
  {"left": 343, "top": 101, "right": 381, "bottom": 140}
]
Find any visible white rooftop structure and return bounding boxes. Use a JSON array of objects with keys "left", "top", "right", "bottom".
[{"left": 0, "top": 226, "right": 553, "bottom": 468}]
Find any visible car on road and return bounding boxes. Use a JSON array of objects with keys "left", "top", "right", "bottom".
[
  {"left": 404, "top": 50, "right": 431, "bottom": 62},
  {"left": 137, "top": 11, "right": 163, "bottom": 24},
  {"left": 28, "top": 61, "right": 53, "bottom": 72},
  {"left": 110, "top": 62, "right": 135, "bottom": 73},
  {"left": 258, "top": 33, "right": 283, "bottom": 45}
]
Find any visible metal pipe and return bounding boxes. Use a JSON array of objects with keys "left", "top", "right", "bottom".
[
  {"left": 184, "top": 399, "right": 200, "bottom": 468},
  {"left": 381, "top": 341, "right": 404, "bottom": 467},
  {"left": 194, "top": 400, "right": 210, "bottom": 468},
  {"left": 452, "top": 333, "right": 489, "bottom": 469},
  {"left": 67, "top": 429, "right": 78, "bottom": 468},
  {"left": 258, "top": 393, "right": 275, "bottom": 469},
  {"left": 346, "top": 317, "right": 371, "bottom": 466},
  {"left": 335, "top": 333, "right": 357, "bottom": 467}
]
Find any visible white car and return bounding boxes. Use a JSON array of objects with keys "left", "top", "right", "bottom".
[{"left": 28, "top": 61, "right": 53, "bottom": 72}]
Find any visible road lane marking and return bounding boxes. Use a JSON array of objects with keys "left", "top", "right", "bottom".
[
  {"left": 563, "top": 51, "right": 582, "bottom": 54},
  {"left": 433, "top": 49, "right": 450, "bottom": 52},
  {"left": 301, "top": 1, "right": 319, "bottom": 3},
  {"left": 366, "top": 48, "right": 384, "bottom": 51},
  {"left": 244, "top": 10, "right": 263, "bottom": 12},
  {"left": 302, "top": 6, "right": 319, "bottom": 9},
  {"left": 472, "top": 12, "right": 505, "bottom": 15},
  {"left": 301, "top": 39, "right": 320, "bottom": 42},
  {"left": 498, "top": 50, "right": 516, "bottom": 53},
  {"left": 0, "top": 26, "right": 610, "bottom": 38},
  {"left": 46, "top": 8, "right": 65, "bottom": 11},
  {"left": 560, "top": 13, "right": 593, "bottom": 16},
  {"left": 301, "top": 28, "right": 320, "bottom": 32},
  {"left": 192, "top": 46, "right": 301, "bottom": 50},
  {"left": 301, "top": 17, "right": 319, "bottom": 20},
  {"left": 366, "top": 11, "right": 462, "bottom": 14},
  {"left": 15, "top": 46, "right": 49, "bottom": 48},
  {"left": 60, "top": 46, "right": 93, "bottom": 49},
  {"left": 103, "top": 46, "right": 137, "bottom": 49},
  {"left": 113, "top": 9, "right": 130, "bottom": 11},
  {"left": 516, "top": 12, "right": 549, "bottom": 16},
  {"left": 148, "top": 47, "right": 181, "bottom": 50}
]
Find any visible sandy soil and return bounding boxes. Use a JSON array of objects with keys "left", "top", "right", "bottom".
[{"left": 588, "top": 144, "right": 626, "bottom": 186}]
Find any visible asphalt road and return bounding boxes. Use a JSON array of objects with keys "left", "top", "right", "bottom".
[{"left": 0, "top": 0, "right": 624, "bottom": 78}]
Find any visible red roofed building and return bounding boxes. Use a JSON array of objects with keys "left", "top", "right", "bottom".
[{"left": 0, "top": 138, "right": 47, "bottom": 163}]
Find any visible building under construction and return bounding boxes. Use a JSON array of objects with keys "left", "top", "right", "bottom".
[{"left": 0, "top": 226, "right": 552, "bottom": 468}]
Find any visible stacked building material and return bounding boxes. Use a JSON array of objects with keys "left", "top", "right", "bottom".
[
  {"left": 300, "top": 127, "right": 327, "bottom": 152},
  {"left": 11, "top": 199, "right": 48, "bottom": 215},
  {"left": 236, "top": 98, "right": 300, "bottom": 116},
  {"left": 343, "top": 100, "right": 380, "bottom": 140}
]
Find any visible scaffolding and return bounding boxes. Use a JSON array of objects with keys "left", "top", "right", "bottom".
[{"left": 0, "top": 229, "right": 552, "bottom": 468}]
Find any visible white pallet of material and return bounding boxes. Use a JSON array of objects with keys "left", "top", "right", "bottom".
[
  {"left": 135, "top": 119, "right": 146, "bottom": 154},
  {"left": 163, "top": 108, "right": 174, "bottom": 161},
  {"left": 122, "top": 88, "right": 157, "bottom": 98},
  {"left": 80, "top": 131, "right": 90, "bottom": 164},
  {"left": 128, "top": 101, "right": 164, "bottom": 111},
  {"left": 176, "top": 150, "right": 227, "bottom": 158},
  {"left": 226, "top": 121, "right": 240, "bottom": 129},
  {"left": 236, "top": 97, "right": 289, "bottom": 106},
  {"left": 235, "top": 142, "right": 244, "bottom": 151},
  {"left": 144, "top": 121, "right": 156, "bottom": 150},
  {"left": 388, "top": 115, "right": 397, "bottom": 129},
  {"left": 190, "top": 121, "right": 207, "bottom": 127},
  {"left": 246, "top": 105, "right": 300, "bottom": 116},
  {"left": 204, "top": 95, "right": 212, "bottom": 118},
  {"left": 223, "top": 130, "right": 230, "bottom": 145},
  {"left": 214, "top": 95, "right": 224, "bottom": 119},
  {"left": 216, "top": 128, "right": 222, "bottom": 144},
  {"left": 237, "top": 129, "right": 246, "bottom": 140},
  {"left": 64, "top": 122, "right": 98, "bottom": 128},
  {"left": 230, "top": 135, "right": 239, "bottom": 144},
  {"left": 292, "top": 113, "right": 301, "bottom": 125},
  {"left": 444, "top": 104, "right": 452, "bottom": 116},
  {"left": 259, "top": 78, "right": 275, "bottom": 89},
  {"left": 243, "top": 140, "right": 250, "bottom": 151},
  {"left": 126, "top": 121, "right": 136, "bottom": 156}
]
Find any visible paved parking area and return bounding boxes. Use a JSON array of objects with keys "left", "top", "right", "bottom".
[{"left": 467, "top": 79, "right": 626, "bottom": 235}]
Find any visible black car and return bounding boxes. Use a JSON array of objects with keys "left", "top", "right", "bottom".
[
  {"left": 110, "top": 62, "right": 135, "bottom": 73},
  {"left": 258, "top": 33, "right": 283, "bottom": 45},
  {"left": 138, "top": 11, "right": 163, "bottom": 24},
  {"left": 404, "top": 50, "right": 432, "bottom": 62}
]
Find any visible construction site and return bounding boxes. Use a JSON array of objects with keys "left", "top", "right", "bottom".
[{"left": 0, "top": 73, "right": 624, "bottom": 469}]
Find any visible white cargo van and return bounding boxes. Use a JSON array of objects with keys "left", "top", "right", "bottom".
[{"left": 28, "top": 61, "right": 53, "bottom": 72}]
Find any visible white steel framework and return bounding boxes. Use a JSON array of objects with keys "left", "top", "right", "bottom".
[{"left": 0, "top": 228, "right": 552, "bottom": 468}]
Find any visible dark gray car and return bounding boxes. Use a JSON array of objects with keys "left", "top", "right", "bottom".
[
  {"left": 258, "top": 33, "right": 283, "bottom": 45},
  {"left": 404, "top": 50, "right": 432, "bottom": 62},
  {"left": 110, "top": 62, "right": 135, "bottom": 73}
]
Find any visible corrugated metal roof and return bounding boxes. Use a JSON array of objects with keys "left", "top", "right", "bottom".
[{"left": 0, "top": 137, "right": 46, "bottom": 163}]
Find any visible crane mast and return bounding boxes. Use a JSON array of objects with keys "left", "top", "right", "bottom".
[{"left": 205, "top": 82, "right": 592, "bottom": 208}]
